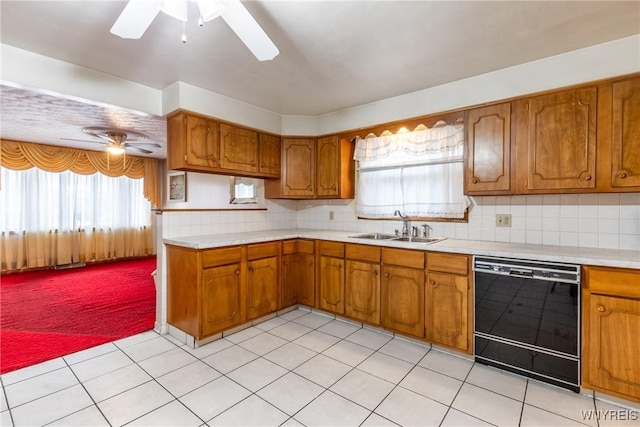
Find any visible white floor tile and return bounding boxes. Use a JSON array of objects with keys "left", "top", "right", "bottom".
[
  {"left": 238, "top": 332, "right": 288, "bottom": 355},
  {"left": 378, "top": 337, "right": 430, "bottom": 364},
  {"left": 113, "top": 330, "right": 158, "bottom": 349},
  {"left": 361, "top": 412, "right": 399, "bottom": 426},
  {"left": 63, "top": 342, "right": 118, "bottom": 365},
  {"left": 210, "top": 395, "right": 289, "bottom": 426},
  {"left": 121, "top": 335, "right": 177, "bottom": 362},
  {"left": 270, "top": 322, "right": 313, "bottom": 341},
  {"left": 330, "top": 369, "right": 395, "bottom": 410},
  {"left": 10, "top": 384, "right": 93, "bottom": 426},
  {"left": 317, "top": 319, "right": 361, "bottom": 339},
  {"left": 292, "top": 312, "right": 334, "bottom": 329},
  {"left": 1, "top": 358, "right": 66, "bottom": 386},
  {"left": 70, "top": 350, "right": 133, "bottom": 382},
  {"left": 418, "top": 349, "right": 474, "bottom": 380},
  {"left": 138, "top": 347, "right": 198, "bottom": 377},
  {"left": 440, "top": 409, "right": 493, "bottom": 427},
  {"left": 295, "top": 390, "right": 370, "bottom": 427},
  {"left": 4, "top": 366, "right": 78, "bottom": 408},
  {"left": 1, "top": 410, "right": 13, "bottom": 427},
  {"left": 400, "top": 365, "right": 463, "bottom": 405},
  {"left": 201, "top": 345, "right": 258, "bottom": 374},
  {"left": 279, "top": 308, "right": 308, "bottom": 321},
  {"left": 128, "top": 400, "right": 203, "bottom": 426},
  {"left": 156, "top": 361, "right": 221, "bottom": 397},
  {"left": 466, "top": 363, "right": 528, "bottom": 401},
  {"left": 357, "top": 352, "right": 414, "bottom": 384},
  {"left": 293, "top": 330, "right": 341, "bottom": 353},
  {"left": 254, "top": 316, "right": 289, "bottom": 331},
  {"left": 182, "top": 338, "right": 233, "bottom": 358},
  {"left": 97, "top": 380, "right": 174, "bottom": 426},
  {"left": 83, "top": 364, "right": 152, "bottom": 402},
  {"left": 257, "top": 372, "right": 324, "bottom": 416},
  {"left": 226, "top": 358, "right": 288, "bottom": 392},
  {"left": 346, "top": 328, "right": 393, "bottom": 350},
  {"left": 224, "top": 326, "right": 263, "bottom": 344},
  {"left": 281, "top": 417, "right": 305, "bottom": 427},
  {"left": 322, "top": 340, "right": 374, "bottom": 367},
  {"left": 263, "top": 342, "right": 317, "bottom": 370},
  {"left": 452, "top": 383, "right": 523, "bottom": 426},
  {"left": 0, "top": 387, "right": 7, "bottom": 412},
  {"left": 294, "top": 354, "right": 352, "bottom": 388},
  {"left": 521, "top": 404, "right": 588, "bottom": 426},
  {"left": 525, "top": 380, "right": 597, "bottom": 426},
  {"left": 48, "top": 405, "right": 110, "bottom": 427},
  {"left": 180, "top": 376, "right": 251, "bottom": 422},
  {"left": 376, "top": 386, "right": 448, "bottom": 427},
  {"left": 595, "top": 400, "right": 640, "bottom": 426}
]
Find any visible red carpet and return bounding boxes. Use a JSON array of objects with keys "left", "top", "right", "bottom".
[{"left": 0, "top": 258, "right": 156, "bottom": 374}]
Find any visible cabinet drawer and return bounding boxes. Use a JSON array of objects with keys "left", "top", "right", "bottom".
[
  {"left": 202, "top": 246, "right": 243, "bottom": 268},
  {"left": 319, "top": 240, "right": 345, "bottom": 257},
  {"left": 585, "top": 266, "right": 640, "bottom": 299},
  {"left": 282, "top": 239, "right": 315, "bottom": 255},
  {"left": 382, "top": 248, "right": 425, "bottom": 269},
  {"left": 427, "top": 252, "right": 469, "bottom": 275},
  {"left": 345, "top": 244, "right": 381, "bottom": 263},
  {"left": 247, "top": 242, "right": 279, "bottom": 260}
]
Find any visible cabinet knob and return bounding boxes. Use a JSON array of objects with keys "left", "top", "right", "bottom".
[
  {"left": 618, "top": 171, "right": 628, "bottom": 179},
  {"left": 372, "top": 270, "right": 378, "bottom": 276},
  {"left": 597, "top": 305, "right": 605, "bottom": 312},
  {"left": 472, "top": 178, "right": 479, "bottom": 184},
  {"left": 338, "top": 264, "right": 342, "bottom": 270},
  {"left": 385, "top": 272, "right": 390, "bottom": 279},
  {"left": 235, "top": 269, "right": 240, "bottom": 276},
  {"left": 430, "top": 280, "right": 437, "bottom": 286},
  {"left": 248, "top": 266, "right": 254, "bottom": 272},
  {"left": 584, "top": 174, "right": 592, "bottom": 181}
]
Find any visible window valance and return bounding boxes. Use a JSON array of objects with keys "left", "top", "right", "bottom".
[{"left": 1, "top": 140, "right": 161, "bottom": 208}]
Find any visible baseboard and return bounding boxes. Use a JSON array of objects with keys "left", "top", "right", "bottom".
[{"left": 54, "top": 262, "right": 86, "bottom": 270}]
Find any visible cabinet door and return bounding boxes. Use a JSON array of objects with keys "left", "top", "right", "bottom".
[
  {"left": 297, "top": 253, "right": 315, "bottom": 307},
  {"left": 519, "top": 87, "right": 597, "bottom": 191},
  {"left": 345, "top": 260, "right": 380, "bottom": 325},
  {"left": 585, "top": 294, "right": 640, "bottom": 400},
  {"left": 219, "top": 124, "right": 259, "bottom": 173},
  {"left": 246, "top": 257, "right": 278, "bottom": 320},
  {"left": 611, "top": 78, "right": 640, "bottom": 188},
  {"left": 381, "top": 265, "right": 424, "bottom": 337},
  {"left": 318, "top": 256, "right": 345, "bottom": 314},
  {"left": 185, "top": 114, "right": 220, "bottom": 168},
  {"left": 282, "top": 138, "right": 315, "bottom": 197},
  {"left": 466, "top": 103, "right": 512, "bottom": 194},
  {"left": 316, "top": 135, "right": 340, "bottom": 197},
  {"left": 281, "top": 254, "right": 299, "bottom": 308},
  {"left": 202, "top": 263, "right": 243, "bottom": 337},
  {"left": 425, "top": 272, "right": 469, "bottom": 351},
  {"left": 259, "top": 133, "right": 281, "bottom": 177}
]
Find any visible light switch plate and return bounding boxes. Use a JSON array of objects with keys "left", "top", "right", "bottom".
[{"left": 496, "top": 214, "right": 512, "bottom": 227}]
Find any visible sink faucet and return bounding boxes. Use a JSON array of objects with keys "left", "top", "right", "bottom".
[{"left": 394, "top": 210, "right": 410, "bottom": 236}]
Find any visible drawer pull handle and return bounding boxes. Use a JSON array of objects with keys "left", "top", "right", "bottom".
[{"left": 597, "top": 305, "right": 605, "bottom": 312}]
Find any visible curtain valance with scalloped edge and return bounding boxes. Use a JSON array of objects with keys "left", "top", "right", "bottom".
[{"left": 1, "top": 140, "right": 161, "bottom": 208}]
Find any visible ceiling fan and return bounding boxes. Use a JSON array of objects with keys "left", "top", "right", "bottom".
[
  {"left": 110, "top": 0, "right": 279, "bottom": 61},
  {"left": 62, "top": 127, "right": 161, "bottom": 155}
]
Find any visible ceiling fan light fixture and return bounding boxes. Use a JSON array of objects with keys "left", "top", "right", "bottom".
[{"left": 106, "top": 144, "right": 126, "bottom": 155}]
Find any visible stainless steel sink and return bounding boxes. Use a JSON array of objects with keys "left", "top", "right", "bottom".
[
  {"left": 349, "top": 233, "right": 445, "bottom": 244},
  {"left": 349, "top": 233, "right": 398, "bottom": 240}
]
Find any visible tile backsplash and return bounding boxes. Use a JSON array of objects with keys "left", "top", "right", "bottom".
[{"left": 296, "top": 194, "right": 640, "bottom": 251}]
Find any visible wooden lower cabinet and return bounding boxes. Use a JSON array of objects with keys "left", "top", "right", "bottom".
[
  {"left": 246, "top": 242, "right": 279, "bottom": 321},
  {"left": 317, "top": 241, "right": 346, "bottom": 315},
  {"left": 281, "top": 239, "right": 315, "bottom": 308},
  {"left": 345, "top": 244, "right": 381, "bottom": 325},
  {"left": 202, "top": 263, "right": 243, "bottom": 336},
  {"left": 582, "top": 266, "right": 640, "bottom": 403}
]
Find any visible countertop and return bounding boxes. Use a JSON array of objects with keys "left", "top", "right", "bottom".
[{"left": 164, "top": 228, "right": 640, "bottom": 269}]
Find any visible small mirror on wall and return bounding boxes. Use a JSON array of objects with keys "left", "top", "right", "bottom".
[{"left": 230, "top": 177, "right": 258, "bottom": 204}]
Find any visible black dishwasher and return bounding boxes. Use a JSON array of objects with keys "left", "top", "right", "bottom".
[{"left": 474, "top": 256, "right": 581, "bottom": 392}]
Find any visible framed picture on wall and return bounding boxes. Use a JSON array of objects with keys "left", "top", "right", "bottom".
[{"left": 168, "top": 171, "right": 186, "bottom": 202}]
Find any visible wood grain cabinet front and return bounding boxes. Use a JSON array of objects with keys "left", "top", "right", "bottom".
[
  {"left": 582, "top": 266, "right": 640, "bottom": 403},
  {"left": 317, "top": 241, "right": 345, "bottom": 315},
  {"left": 281, "top": 239, "right": 315, "bottom": 308},
  {"left": 345, "top": 244, "right": 381, "bottom": 325},
  {"left": 246, "top": 242, "right": 279, "bottom": 321},
  {"left": 168, "top": 111, "right": 220, "bottom": 171},
  {"left": 219, "top": 124, "right": 259, "bottom": 174},
  {"left": 202, "top": 262, "right": 243, "bottom": 336}
]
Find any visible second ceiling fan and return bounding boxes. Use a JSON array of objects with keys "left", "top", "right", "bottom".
[{"left": 110, "top": 0, "right": 279, "bottom": 61}]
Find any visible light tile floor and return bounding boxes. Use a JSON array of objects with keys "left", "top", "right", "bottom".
[{"left": 1, "top": 308, "right": 638, "bottom": 427}]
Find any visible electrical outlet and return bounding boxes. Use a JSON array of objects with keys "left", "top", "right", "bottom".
[
  {"left": 496, "top": 214, "right": 512, "bottom": 227},
  {"left": 329, "top": 211, "right": 335, "bottom": 220}
]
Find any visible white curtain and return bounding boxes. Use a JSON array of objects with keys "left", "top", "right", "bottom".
[
  {"left": 354, "top": 124, "right": 469, "bottom": 219},
  {"left": 0, "top": 167, "right": 152, "bottom": 271}
]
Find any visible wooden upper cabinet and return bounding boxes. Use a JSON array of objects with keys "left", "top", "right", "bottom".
[
  {"left": 168, "top": 111, "right": 219, "bottom": 171},
  {"left": 610, "top": 78, "right": 640, "bottom": 188},
  {"left": 516, "top": 87, "right": 597, "bottom": 192},
  {"left": 219, "top": 124, "right": 258, "bottom": 173},
  {"left": 316, "top": 135, "right": 340, "bottom": 197},
  {"left": 266, "top": 138, "right": 315, "bottom": 198},
  {"left": 259, "top": 133, "right": 281, "bottom": 178},
  {"left": 465, "top": 102, "right": 513, "bottom": 194}
]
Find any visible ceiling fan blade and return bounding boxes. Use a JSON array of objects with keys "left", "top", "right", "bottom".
[
  {"left": 125, "top": 142, "right": 162, "bottom": 148},
  {"left": 111, "top": 0, "right": 162, "bottom": 39},
  {"left": 126, "top": 146, "right": 153, "bottom": 154},
  {"left": 60, "top": 138, "right": 106, "bottom": 145},
  {"left": 221, "top": 0, "right": 279, "bottom": 61}
]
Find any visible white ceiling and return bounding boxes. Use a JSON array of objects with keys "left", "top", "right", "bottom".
[{"left": 1, "top": 1, "right": 639, "bottom": 159}]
